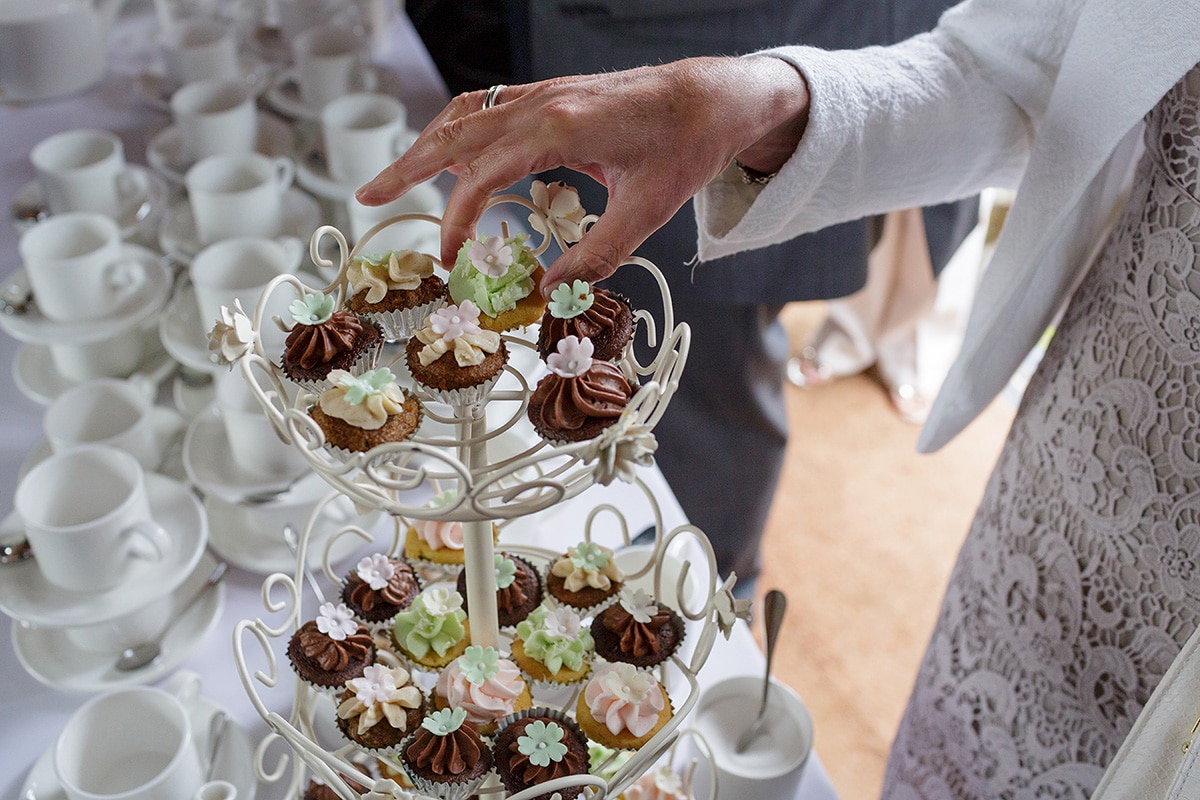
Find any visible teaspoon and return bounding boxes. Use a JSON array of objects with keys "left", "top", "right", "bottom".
[
  {"left": 115, "top": 561, "right": 229, "bottom": 671},
  {"left": 734, "top": 588, "right": 788, "bottom": 753}
]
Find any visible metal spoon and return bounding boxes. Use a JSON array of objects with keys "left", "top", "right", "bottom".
[
  {"left": 0, "top": 531, "right": 33, "bottom": 564},
  {"left": 205, "top": 710, "right": 230, "bottom": 780},
  {"left": 115, "top": 561, "right": 229, "bottom": 671},
  {"left": 282, "top": 523, "right": 327, "bottom": 604},
  {"left": 734, "top": 588, "right": 787, "bottom": 753}
]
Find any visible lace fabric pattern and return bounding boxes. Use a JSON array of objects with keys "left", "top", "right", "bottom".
[{"left": 882, "top": 65, "right": 1200, "bottom": 800}]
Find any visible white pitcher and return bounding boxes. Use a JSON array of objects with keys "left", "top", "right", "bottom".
[{"left": 0, "top": 0, "right": 127, "bottom": 101}]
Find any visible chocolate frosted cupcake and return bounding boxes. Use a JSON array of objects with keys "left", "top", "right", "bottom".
[
  {"left": 493, "top": 709, "right": 590, "bottom": 800},
  {"left": 400, "top": 707, "right": 492, "bottom": 800},
  {"left": 590, "top": 589, "right": 685, "bottom": 669},
  {"left": 455, "top": 552, "right": 542, "bottom": 629},
  {"left": 336, "top": 663, "right": 427, "bottom": 754},
  {"left": 545, "top": 541, "right": 623, "bottom": 615},
  {"left": 537, "top": 280, "right": 633, "bottom": 363},
  {"left": 528, "top": 336, "right": 634, "bottom": 443},
  {"left": 341, "top": 553, "right": 421, "bottom": 626},
  {"left": 405, "top": 300, "right": 509, "bottom": 407},
  {"left": 346, "top": 249, "right": 448, "bottom": 340},
  {"left": 281, "top": 293, "right": 383, "bottom": 392},
  {"left": 448, "top": 232, "right": 546, "bottom": 332},
  {"left": 310, "top": 368, "right": 422, "bottom": 458},
  {"left": 287, "top": 601, "right": 377, "bottom": 692}
]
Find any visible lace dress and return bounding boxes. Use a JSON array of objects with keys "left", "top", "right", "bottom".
[{"left": 881, "top": 65, "right": 1200, "bottom": 800}]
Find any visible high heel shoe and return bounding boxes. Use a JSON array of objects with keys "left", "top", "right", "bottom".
[{"left": 785, "top": 346, "right": 831, "bottom": 389}]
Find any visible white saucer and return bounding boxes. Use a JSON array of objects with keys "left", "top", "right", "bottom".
[
  {"left": 295, "top": 128, "right": 419, "bottom": 201},
  {"left": 159, "top": 282, "right": 224, "bottom": 374},
  {"left": 10, "top": 166, "right": 171, "bottom": 240},
  {"left": 11, "top": 329, "right": 174, "bottom": 405},
  {"left": 173, "top": 369, "right": 217, "bottom": 420},
  {"left": 20, "top": 685, "right": 256, "bottom": 800},
  {"left": 12, "top": 551, "right": 226, "bottom": 692},
  {"left": 265, "top": 64, "right": 403, "bottom": 120},
  {"left": 158, "top": 187, "right": 320, "bottom": 264},
  {"left": 147, "top": 111, "right": 297, "bottom": 185},
  {"left": 132, "top": 53, "right": 274, "bottom": 112},
  {"left": 0, "top": 474, "right": 208, "bottom": 628},
  {"left": 0, "top": 246, "right": 171, "bottom": 344}
]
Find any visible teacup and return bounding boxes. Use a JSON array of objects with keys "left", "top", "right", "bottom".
[
  {"left": 185, "top": 153, "right": 295, "bottom": 244},
  {"left": 320, "top": 92, "right": 408, "bottom": 186},
  {"left": 189, "top": 235, "right": 302, "bottom": 339},
  {"left": 0, "top": 0, "right": 109, "bottom": 101},
  {"left": 43, "top": 378, "right": 158, "bottom": 468},
  {"left": 54, "top": 686, "right": 204, "bottom": 800},
  {"left": 15, "top": 445, "right": 170, "bottom": 592},
  {"left": 346, "top": 180, "right": 443, "bottom": 256},
  {"left": 18, "top": 212, "right": 146, "bottom": 322},
  {"left": 612, "top": 542, "right": 702, "bottom": 610},
  {"left": 47, "top": 324, "right": 147, "bottom": 383},
  {"left": 30, "top": 129, "right": 133, "bottom": 216},
  {"left": 170, "top": 78, "right": 258, "bottom": 163},
  {"left": 160, "top": 18, "right": 238, "bottom": 86},
  {"left": 214, "top": 371, "right": 309, "bottom": 477},
  {"left": 291, "top": 23, "right": 371, "bottom": 112}
]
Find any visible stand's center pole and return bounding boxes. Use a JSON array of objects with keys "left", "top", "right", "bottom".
[{"left": 459, "top": 406, "right": 498, "bottom": 648}]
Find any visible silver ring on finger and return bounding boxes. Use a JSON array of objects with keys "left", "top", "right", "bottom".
[{"left": 482, "top": 84, "right": 506, "bottom": 110}]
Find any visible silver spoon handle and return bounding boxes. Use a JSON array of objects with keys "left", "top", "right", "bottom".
[
  {"left": 759, "top": 589, "right": 787, "bottom": 710},
  {"left": 283, "top": 524, "right": 326, "bottom": 605},
  {"left": 172, "top": 561, "right": 229, "bottom": 630}
]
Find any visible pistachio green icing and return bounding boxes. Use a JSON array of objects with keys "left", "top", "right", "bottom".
[
  {"left": 515, "top": 603, "right": 593, "bottom": 675},
  {"left": 448, "top": 234, "right": 539, "bottom": 317},
  {"left": 391, "top": 590, "right": 467, "bottom": 660}
]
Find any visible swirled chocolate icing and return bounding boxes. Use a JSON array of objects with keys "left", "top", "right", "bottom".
[
  {"left": 529, "top": 361, "right": 632, "bottom": 432},
  {"left": 294, "top": 620, "right": 374, "bottom": 671},
  {"left": 602, "top": 604, "right": 671, "bottom": 658},
  {"left": 343, "top": 560, "right": 420, "bottom": 619},
  {"left": 538, "top": 289, "right": 628, "bottom": 356},
  {"left": 404, "top": 722, "right": 489, "bottom": 778},
  {"left": 500, "top": 718, "right": 587, "bottom": 788},
  {"left": 284, "top": 310, "right": 365, "bottom": 371}
]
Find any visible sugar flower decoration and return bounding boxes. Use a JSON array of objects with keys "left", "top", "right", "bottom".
[
  {"left": 207, "top": 299, "right": 256, "bottom": 365},
  {"left": 494, "top": 554, "right": 517, "bottom": 589},
  {"left": 619, "top": 589, "right": 657, "bottom": 624},
  {"left": 548, "top": 280, "right": 594, "bottom": 319},
  {"left": 458, "top": 645, "right": 501, "bottom": 684},
  {"left": 583, "top": 418, "right": 657, "bottom": 486},
  {"left": 712, "top": 574, "right": 753, "bottom": 639},
  {"left": 602, "top": 662, "right": 655, "bottom": 704},
  {"left": 289, "top": 294, "right": 335, "bottom": 326},
  {"left": 428, "top": 300, "right": 483, "bottom": 341},
  {"left": 337, "top": 367, "right": 397, "bottom": 405},
  {"left": 429, "top": 490, "right": 458, "bottom": 509},
  {"left": 422, "top": 707, "right": 468, "bottom": 736},
  {"left": 529, "top": 180, "right": 586, "bottom": 244},
  {"left": 547, "top": 335, "right": 594, "bottom": 378},
  {"left": 338, "top": 664, "right": 423, "bottom": 734},
  {"left": 540, "top": 606, "right": 582, "bottom": 641},
  {"left": 516, "top": 720, "right": 568, "bottom": 767},
  {"left": 316, "top": 602, "right": 358, "bottom": 641},
  {"left": 355, "top": 553, "right": 396, "bottom": 590},
  {"left": 421, "top": 587, "right": 464, "bottom": 617},
  {"left": 467, "top": 234, "right": 513, "bottom": 277},
  {"left": 570, "top": 541, "right": 610, "bottom": 572}
]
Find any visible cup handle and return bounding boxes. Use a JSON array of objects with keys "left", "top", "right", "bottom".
[
  {"left": 115, "top": 169, "right": 141, "bottom": 203},
  {"left": 165, "top": 668, "right": 203, "bottom": 710},
  {"left": 193, "top": 780, "right": 238, "bottom": 800},
  {"left": 103, "top": 256, "right": 148, "bottom": 306},
  {"left": 273, "top": 156, "right": 296, "bottom": 191},
  {"left": 123, "top": 518, "right": 171, "bottom": 563},
  {"left": 274, "top": 235, "right": 305, "bottom": 269}
]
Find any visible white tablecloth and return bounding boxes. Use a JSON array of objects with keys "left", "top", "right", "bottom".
[{"left": 0, "top": 5, "right": 840, "bottom": 798}]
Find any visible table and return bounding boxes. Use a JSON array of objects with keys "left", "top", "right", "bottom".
[{"left": 0, "top": 4, "right": 840, "bottom": 798}]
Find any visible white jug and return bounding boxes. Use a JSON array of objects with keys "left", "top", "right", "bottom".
[{"left": 0, "top": 0, "right": 127, "bottom": 102}]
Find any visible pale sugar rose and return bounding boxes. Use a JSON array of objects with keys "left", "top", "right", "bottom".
[
  {"left": 337, "top": 664, "right": 423, "bottom": 735},
  {"left": 316, "top": 602, "right": 359, "bottom": 641},
  {"left": 412, "top": 518, "right": 465, "bottom": 551},
  {"left": 547, "top": 335, "right": 594, "bottom": 378},
  {"left": 529, "top": 180, "right": 586, "bottom": 244},
  {"left": 207, "top": 300, "right": 256, "bottom": 364},
  {"left": 584, "top": 663, "right": 665, "bottom": 738},
  {"left": 356, "top": 553, "right": 396, "bottom": 590},
  {"left": 468, "top": 235, "right": 514, "bottom": 277}
]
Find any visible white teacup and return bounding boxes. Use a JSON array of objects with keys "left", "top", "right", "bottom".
[
  {"left": 189, "top": 235, "right": 302, "bottom": 338},
  {"left": 54, "top": 686, "right": 205, "bottom": 800},
  {"left": 612, "top": 543, "right": 702, "bottom": 611},
  {"left": 18, "top": 212, "right": 146, "bottom": 322},
  {"left": 688, "top": 675, "right": 814, "bottom": 800},
  {"left": 292, "top": 23, "right": 371, "bottom": 112},
  {"left": 160, "top": 18, "right": 239, "bottom": 86},
  {"left": 170, "top": 78, "right": 258, "bottom": 163},
  {"left": 30, "top": 129, "right": 133, "bottom": 216},
  {"left": 320, "top": 92, "right": 408, "bottom": 186},
  {"left": 44, "top": 378, "right": 158, "bottom": 468},
  {"left": 15, "top": 445, "right": 170, "bottom": 593},
  {"left": 346, "top": 180, "right": 443, "bottom": 255},
  {"left": 0, "top": 0, "right": 108, "bottom": 101},
  {"left": 214, "top": 371, "right": 309, "bottom": 477},
  {"left": 48, "top": 326, "right": 147, "bottom": 383},
  {"left": 185, "top": 153, "right": 296, "bottom": 244}
]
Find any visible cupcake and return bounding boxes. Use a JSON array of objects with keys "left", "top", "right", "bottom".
[
  {"left": 537, "top": 280, "right": 633, "bottom": 362},
  {"left": 591, "top": 589, "right": 685, "bottom": 669},
  {"left": 281, "top": 293, "right": 384, "bottom": 392},
  {"left": 287, "top": 601, "right": 377, "bottom": 692},
  {"left": 575, "top": 662, "right": 673, "bottom": 750},
  {"left": 404, "top": 492, "right": 500, "bottom": 570},
  {"left": 405, "top": 300, "right": 508, "bottom": 407},
  {"left": 302, "top": 772, "right": 371, "bottom": 800},
  {"left": 545, "top": 541, "right": 624, "bottom": 614},
  {"left": 434, "top": 645, "right": 532, "bottom": 735},
  {"left": 336, "top": 663, "right": 427, "bottom": 754},
  {"left": 346, "top": 249, "right": 448, "bottom": 340},
  {"left": 527, "top": 336, "right": 634, "bottom": 443},
  {"left": 455, "top": 552, "right": 543, "bottom": 629},
  {"left": 622, "top": 765, "right": 693, "bottom": 800},
  {"left": 511, "top": 603, "right": 594, "bottom": 688},
  {"left": 448, "top": 232, "right": 546, "bottom": 332},
  {"left": 309, "top": 368, "right": 422, "bottom": 457},
  {"left": 492, "top": 709, "right": 590, "bottom": 800},
  {"left": 400, "top": 707, "right": 492, "bottom": 800},
  {"left": 391, "top": 587, "right": 471, "bottom": 669},
  {"left": 340, "top": 553, "right": 421, "bottom": 626}
]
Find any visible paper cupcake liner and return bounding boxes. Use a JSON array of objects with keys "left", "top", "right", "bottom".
[
  {"left": 284, "top": 335, "right": 386, "bottom": 395},
  {"left": 318, "top": 396, "right": 423, "bottom": 467},
  {"left": 404, "top": 555, "right": 466, "bottom": 581},
  {"left": 364, "top": 297, "right": 447, "bottom": 342},
  {"left": 397, "top": 730, "right": 493, "bottom": 800},
  {"left": 413, "top": 367, "right": 502, "bottom": 410},
  {"left": 492, "top": 707, "right": 592, "bottom": 799}
]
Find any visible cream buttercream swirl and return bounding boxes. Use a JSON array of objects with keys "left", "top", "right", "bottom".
[
  {"left": 435, "top": 650, "right": 526, "bottom": 727},
  {"left": 348, "top": 250, "right": 436, "bottom": 304},
  {"left": 550, "top": 541, "right": 622, "bottom": 592},
  {"left": 337, "top": 664, "right": 423, "bottom": 735},
  {"left": 414, "top": 301, "right": 501, "bottom": 367},
  {"left": 584, "top": 663, "right": 665, "bottom": 738},
  {"left": 318, "top": 368, "right": 407, "bottom": 431}
]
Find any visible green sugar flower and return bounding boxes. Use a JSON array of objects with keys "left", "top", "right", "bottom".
[
  {"left": 428, "top": 490, "right": 457, "bottom": 509},
  {"left": 289, "top": 294, "right": 336, "bottom": 325},
  {"left": 569, "top": 541, "right": 610, "bottom": 572},
  {"left": 422, "top": 707, "right": 467, "bottom": 736},
  {"left": 495, "top": 554, "right": 517, "bottom": 589},
  {"left": 337, "top": 367, "right": 396, "bottom": 405},
  {"left": 548, "top": 280, "right": 594, "bottom": 319},
  {"left": 516, "top": 720, "right": 568, "bottom": 767},
  {"left": 458, "top": 645, "right": 500, "bottom": 684}
]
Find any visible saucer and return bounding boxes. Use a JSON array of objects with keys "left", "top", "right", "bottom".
[
  {"left": 132, "top": 53, "right": 275, "bottom": 112},
  {"left": 19, "top": 686, "right": 257, "bottom": 800},
  {"left": 158, "top": 187, "right": 321, "bottom": 264},
  {"left": 10, "top": 166, "right": 171, "bottom": 240},
  {"left": 12, "top": 551, "right": 226, "bottom": 692},
  {"left": 295, "top": 128, "right": 420, "bottom": 201},
  {"left": 182, "top": 401, "right": 312, "bottom": 504},
  {"left": 11, "top": 330, "right": 173, "bottom": 405},
  {"left": 0, "top": 474, "right": 208, "bottom": 628},
  {"left": 265, "top": 64, "right": 403, "bottom": 120},
  {"left": 147, "top": 111, "right": 296, "bottom": 185},
  {"left": 0, "top": 246, "right": 171, "bottom": 344},
  {"left": 159, "top": 282, "right": 226, "bottom": 374},
  {"left": 174, "top": 369, "right": 217, "bottom": 420}
]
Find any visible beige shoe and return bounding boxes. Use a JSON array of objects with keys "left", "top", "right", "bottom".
[{"left": 785, "top": 346, "right": 832, "bottom": 389}]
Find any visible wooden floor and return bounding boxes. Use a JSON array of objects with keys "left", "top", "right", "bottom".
[{"left": 749, "top": 302, "right": 1015, "bottom": 800}]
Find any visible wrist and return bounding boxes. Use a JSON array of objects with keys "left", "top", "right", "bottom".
[{"left": 733, "top": 55, "right": 810, "bottom": 176}]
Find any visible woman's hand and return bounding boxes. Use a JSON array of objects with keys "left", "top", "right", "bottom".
[{"left": 355, "top": 55, "right": 809, "bottom": 295}]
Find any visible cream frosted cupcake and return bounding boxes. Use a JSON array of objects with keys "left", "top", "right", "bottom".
[
  {"left": 447, "top": 232, "right": 546, "bottom": 332},
  {"left": 346, "top": 249, "right": 448, "bottom": 340},
  {"left": 391, "top": 587, "right": 471, "bottom": 670},
  {"left": 403, "top": 491, "right": 501, "bottom": 572},
  {"left": 511, "top": 602, "right": 594, "bottom": 690},
  {"left": 309, "top": 368, "right": 422, "bottom": 459},
  {"left": 404, "top": 300, "right": 508, "bottom": 407},
  {"left": 433, "top": 645, "right": 532, "bottom": 735},
  {"left": 335, "top": 663, "right": 427, "bottom": 755},
  {"left": 545, "top": 541, "right": 624, "bottom": 615},
  {"left": 575, "top": 662, "right": 673, "bottom": 751}
]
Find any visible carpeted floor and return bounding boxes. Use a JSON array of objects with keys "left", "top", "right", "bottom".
[{"left": 751, "top": 302, "right": 1016, "bottom": 800}]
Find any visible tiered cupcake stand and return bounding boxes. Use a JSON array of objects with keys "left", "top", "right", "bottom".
[{"left": 226, "top": 184, "right": 745, "bottom": 799}]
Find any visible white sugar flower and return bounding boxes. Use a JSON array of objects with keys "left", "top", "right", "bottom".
[
  {"left": 356, "top": 553, "right": 396, "bottom": 590},
  {"left": 619, "top": 589, "right": 657, "bottom": 623},
  {"left": 541, "top": 606, "right": 582, "bottom": 641},
  {"left": 207, "top": 300, "right": 256, "bottom": 365},
  {"left": 547, "top": 335, "right": 594, "bottom": 378},
  {"left": 467, "top": 234, "right": 513, "bottom": 277},
  {"left": 528, "top": 180, "right": 587, "bottom": 244},
  {"left": 316, "top": 602, "right": 358, "bottom": 641},
  {"left": 712, "top": 574, "right": 753, "bottom": 639}
]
